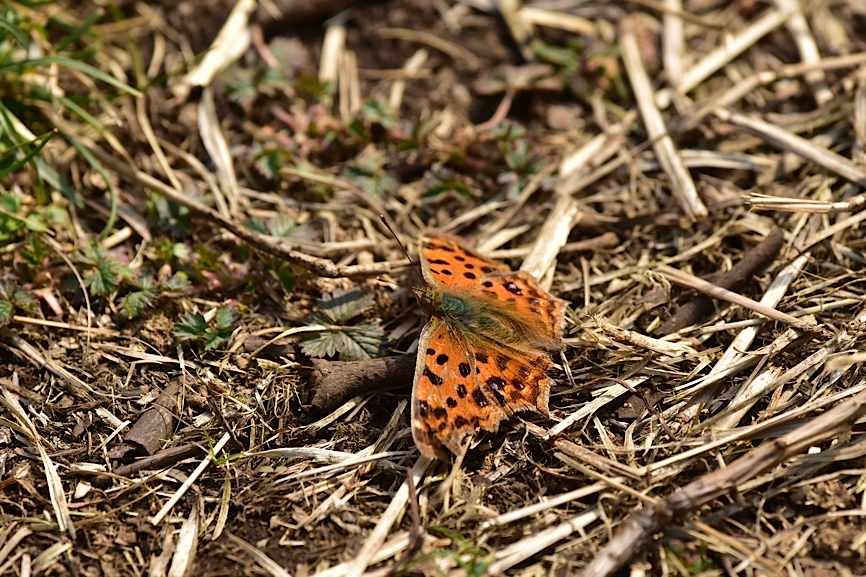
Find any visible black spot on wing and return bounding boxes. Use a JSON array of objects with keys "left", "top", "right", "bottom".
[
  {"left": 436, "top": 354, "right": 449, "bottom": 365},
  {"left": 504, "top": 281, "right": 523, "bottom": 295},
  {"left": 475, "top": 352, "right": 488, "bottom": 364},
  {"left": 459, "top": 362, "right": 471, "bottom": 377},
  {"left": 426, "top": 348, "right": 435, "bottom": 355},
  {"left": 432, "top": 407, "right": 448, "bottom": 419},
  {"left": 456, "top": 384, "right": 467, "bottom": 398},
  {"left": 446, "top": 397, "right": 457, "bottom": 408},
  {"left": 482, "top": 281, "right": 494, "bottom": 288},
  {"left": 423, "top": 367, "right": 443, "bottom": 385},
  {"left": 487, "top": 376, "right": 506, "bottom": 389},
  {"left": 454, "top": 416, "right": 469, "bottom": 428},
  {"left": 495, "top": 355, "right": 509, "bottom": 371},
  {"left": 428, "top": 258, "right": 449, "bottom": 265},
  {"left": 464, "top": 272, "right": 477, "bottom": 279},
  {"left": 472, "top": 388, "right": 489, "bottom": 407},
  {"left": 487, "top": 377, "right": 507, "bottom": 405}
]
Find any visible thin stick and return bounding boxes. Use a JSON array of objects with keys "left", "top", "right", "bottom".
[
  {"left": 344, "top": 456, "right": 430, "bottom": 577},
  {"left": 150, "top": 432, "right": 231, "bottom": 525},
  {"left": 774, "top": 0, "right": 832, "bottom": 104},
  {"left": 714, "top": 108, "right": 866, "bottom": 187},
  {"left": 657, "top": 264, "right": 826, "bottom": 336},
  {"left": 89, "top": 146, "right": 408, "bottom": 278},
  {"left": 578, "top": 388, "right": 866, "bottom": 577},
  {"left": 621, "top": 17, "right": 706, "bottom": 220}
]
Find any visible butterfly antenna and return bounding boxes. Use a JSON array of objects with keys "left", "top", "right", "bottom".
[{"left": 379, "top": 214, "right": 417, "bottom": 267}]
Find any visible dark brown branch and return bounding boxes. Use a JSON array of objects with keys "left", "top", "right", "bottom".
[
  {"left": 257, "top": 0, "right": 393, "bottom": 29},
  {"left": 656, "top": 227, "right": 784, "bottom": 335},
  {"left": 309, "top": 354, "right": 415, "bottom": 412},
  {"left": 113, "top": 445, "right": 203, "bottom": 477}
]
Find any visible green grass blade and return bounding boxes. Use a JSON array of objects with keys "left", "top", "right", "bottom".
[{"left": 0, "top": 56, "right": 142, "bottom": 96}]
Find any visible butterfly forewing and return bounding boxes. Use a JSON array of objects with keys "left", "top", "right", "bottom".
[{"left": 420, "top": 233, "right": 567, "bottom": 349}]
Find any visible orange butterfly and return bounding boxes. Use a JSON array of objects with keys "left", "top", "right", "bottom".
[{"left": 410, "top": 232, "right": 567, "bottom": 459}]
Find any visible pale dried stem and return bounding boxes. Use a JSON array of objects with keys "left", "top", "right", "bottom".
[
  {"left": 319, "top": 13, "right": 346, "bottom": 84},
  {"left": 199, "top": 87, "right": 240, "bottom": 215},
  {"left": 620, "top": 17, "right": 707, "bottom": 220},
  {"left": 519, "top": 193, "right": 581, "bottom": 288},
  {"left": 485, "top": 509, "right": 600, "bottom": 575},
  {"left": 774, "top": 0, "right": 833, "bottom": 104},
  {"left": 150, "top": 432, "right": 231, "bottom": 525},
  {"left": 714, "top": 108, "right": 866, "bottom": 186},
  {"left": 389, "top": 50, "right": 427, "bottom": 112},
  {"left": 343, "top": 456, "right": 430, "bottom": 577},
  {"left": 578, "top": 386, "right": 866, "bottom": 577},
  {"left": 657, "top": 264, "right": 824, "bottom": 335},
  {"left": 659, "top": 7, "right": 794, "bottom": 107},
  {"left": 176, "top": 0, "right": 255, "bottom": 95},
  {"left": 683, "top": 52, "right": 866, "bottom": 131},
  {"left": 662, "top": 0, "right": 685, "bottom": 84}
]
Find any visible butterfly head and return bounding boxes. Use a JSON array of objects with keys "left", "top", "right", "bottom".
[{"left": 414, "top": 287, "right": 472, "bottom": 318}]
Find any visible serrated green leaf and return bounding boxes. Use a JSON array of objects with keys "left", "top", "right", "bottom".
[
  {"left": 203, "top": 330, "right": 232, "bottom": 351},
  {"left": 244, "top": 217, "right": 270, "bottom": 235},
  {"left": 268, "top": 215, "right": 297, "bottom": 238},
  {"left": 0, "top": 300, "right": 13, "bottom": 326},
  {"left": 85, "top": 263, "right": 117, "bottom": 296},
  {"left": 174, "top": 312, "right": 208, "bottom": 341},
  {"left": 301, "top": 323, "right": 384, "bottom": 361},
  {"left": 315, "top": 290, "right": 375, "bottom": 323},
  {"left": 11, "top": 288, "right": 37, "bottom": 314},
  {"left": 164, "top": 271, "right": 190, "bottom": 290},
  {"left": 214, "top": 305, "right": 239, "bottom": 332},
  {"left": 121, "top": 290, "right": 155, "bottom": 318}
]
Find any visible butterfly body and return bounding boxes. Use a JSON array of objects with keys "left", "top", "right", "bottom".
[{"left": 410, "top": 232, "right": 567, "bottom": 459}]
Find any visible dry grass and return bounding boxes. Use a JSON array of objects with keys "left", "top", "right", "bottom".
[{"left": 2, "top": 1, "right": 866, "bottom": 575}]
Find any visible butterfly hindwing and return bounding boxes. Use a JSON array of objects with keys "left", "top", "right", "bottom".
[
  {"left": 411, "top": 319, "right": 504, "bottom": 458},
  {"left": 411, "top": 320, "right": 555, "bottom": 459}
]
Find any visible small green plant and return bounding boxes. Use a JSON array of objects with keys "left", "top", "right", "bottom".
[
  {"left": 340, "top": 146, "right": 398, "bottom": 197},
  {"left": 401, "top": 526, "right": 491, "bottom": 577},
  {"left": 0, "top": 192, "right": 51, "bottom": 243},
  {"left": 174, "top": 305, "right": 239, "bottom": 351},
  {"left": 0, "top": 279, "right": 37, "bottom": 327},
  {"left": 77, "top": 242, "right": 129, "bottom": 297},
  {"left": 0, "top": 2, "right": 140, "bottom": 241},
  {"left": 493, "top": 121, "right": 537, "bottom": 176},
  {"left": 301, "top": 290, "right": 385, "bottom": 361},
  {"left": 119, "top": 276, "right": 158, "bottom": 319}
]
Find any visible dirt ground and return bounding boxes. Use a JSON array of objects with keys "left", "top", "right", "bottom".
[{"left": 3, "top": 1, "right": 866, "bottom": 576}]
